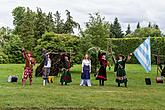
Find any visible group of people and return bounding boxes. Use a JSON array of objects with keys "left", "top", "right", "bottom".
[{"left": 21, "top": 48, "right": 132, "bottom": 87}]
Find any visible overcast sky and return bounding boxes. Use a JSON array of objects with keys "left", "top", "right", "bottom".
[{"left": 0, "top": 0, "right": 165, "bottom": 34}]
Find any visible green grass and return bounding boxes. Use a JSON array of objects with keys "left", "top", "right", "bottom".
[{"left": 0, "top": 64, "right": 165, "bottom": 110}]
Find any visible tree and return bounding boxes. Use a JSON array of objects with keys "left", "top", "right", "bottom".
[
  {"left": 125, "top": 24, "right": 131, "bottom": 36},
  {"left": 132, "top": 27, "right": 162, "bottom": 37},
  {"left": 82, "top": 12, "right": 110, "bottom": 49},
  {"left": 148, "top": 22, "right": 151, "bottom": 28},
  {"left": 34, "top": 7, "right": 47, "bottom": 40},
  {"left": 12, "top": 6, "right": 26, "bottom": 35},
  {"left": 0, "top": 27, "right": 12, "bottom": 44},
  {"left": 137, "top": 22, "right": 140, "bottom": 29},
  {"left": 45, "top": 12, "right": 55, "bottom": 32},
  {"left": 63, "top": 10, "right": 79, "bottom": 34},
  {"left": 34, "top": 32, "right": 80, "bottom": 63},
  {"left": 153, "top": 24, "right": 160, "bottom": 30},
  {"left": 3, "top": 35, "right": 23, "bottom": 63},
  {"left": 110, "top": 17, "right": 124, "bottom": 38},
  {"left": 12, "top": 7, "right": 36, "bottom": 50},
  {"left": 54, "top": 11, "right": 65, "bottom": 34}
]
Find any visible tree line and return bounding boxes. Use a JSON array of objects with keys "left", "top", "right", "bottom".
[{"left": 0, "top": 6, "right": 163, "bottom": 63}]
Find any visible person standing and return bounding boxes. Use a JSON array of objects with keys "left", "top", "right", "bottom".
[
  {"left": 42, "top": 49, "right": 51, "bottom": 86},
  {"left": 96, "top": 52, "right": 108, "bottom": 86},
  {"left": 114, "top": 53, "right": 132, "bottom": 87},
  {"left": 22, "top": 48, "right": 36, "bottom": 86},
  {"left": 60, "top": 54, "right": 72, "bottom": 85},
  {"left": 80, "top": 54, "right": 91, "bottom": 86}
]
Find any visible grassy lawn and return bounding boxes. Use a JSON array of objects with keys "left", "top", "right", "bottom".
[{"left": 0, "top": 64, "right": 165, "bottom": 110}]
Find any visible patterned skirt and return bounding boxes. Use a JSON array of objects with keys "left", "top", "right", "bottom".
[
  {"left": 96, "top": 66, "right": 107, "bottom": 81},
  {"left": 60, "top": 70, "right": 72, "bottom": 83}
]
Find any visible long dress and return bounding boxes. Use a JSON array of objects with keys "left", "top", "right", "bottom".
[
  {"left": 114, "top": 59, "right": 127, "bottom": 83},
  {"left": 80, "top": 59, "right": 91, "bottom": 86},
  {"left": 60, "top": 60, "right": 72, "bottom": 84},
  {"left": 96, "top": 59, "right": 108, "bottom": 81}
]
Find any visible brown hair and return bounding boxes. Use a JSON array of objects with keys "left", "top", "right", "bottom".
[{"left": 83, "top": 54, "right": 90, "bottom": 60}]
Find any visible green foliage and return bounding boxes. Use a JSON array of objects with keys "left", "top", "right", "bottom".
[
  {"left": 110, "top": 37, "right": 165, "bottom": 63},
  {"left": 54, "top": 11, "right": 65, "bottom": 34},
  {"left": 83, "top": 12, "right": 110, "bottom": 50},
  {"left": 0, "top": 47, "right": 8, "bottom": 63},
  {"left": 63, "top": 10, "right": 79, "bottom": 34},
  {"left": 12, "top": 7, "right": 36, "bottom": 50},
  {"left": 125, "top": 24, "right": 131, "bottom": 36},
  {"left": 131, "top": 27, "right": 162, "bottom": 37},
  {"left": 110, "top": 17, "right": 124, "bottom": 38},
  {"left": 3, "top": 35, "right": 23, "bottom": 63},
  {"left": 34, "top": 32, "right": 80, "bottom": 63}
]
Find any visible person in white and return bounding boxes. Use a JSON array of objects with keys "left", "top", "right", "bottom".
[{"left": 80, "top": 54, "right": 91, "bottom": 86}]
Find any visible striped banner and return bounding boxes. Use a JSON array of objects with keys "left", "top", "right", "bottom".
[{"left": 133, "top": 36, "right": 151, "bottom": 73}]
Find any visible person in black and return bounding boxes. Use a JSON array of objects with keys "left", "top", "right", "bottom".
[
  {"left": 96, "top": 52, "right": 109, "bottom": 86},
  {"left": 114, "top": 53, "right": 132, "bottom": 87}
]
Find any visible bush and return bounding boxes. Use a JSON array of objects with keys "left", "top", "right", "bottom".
[{"left": 34, "top": 32, "right": 81, "bottom": 64}]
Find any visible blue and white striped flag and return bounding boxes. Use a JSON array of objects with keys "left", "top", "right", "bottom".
[{"left": 133, "top": 36, "right": 151, "bottom": 73}]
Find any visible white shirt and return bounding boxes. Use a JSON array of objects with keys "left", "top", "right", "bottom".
[
  {"left": 82, "top": 59, "right": 91, "bottom": 73},
  {"left": 44, "top": 58, "right": 51, "bottom": 68}
]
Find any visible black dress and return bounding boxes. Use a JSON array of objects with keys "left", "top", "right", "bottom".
[{"left": 96, "top": 59, "right": 107, "bottom": 81}]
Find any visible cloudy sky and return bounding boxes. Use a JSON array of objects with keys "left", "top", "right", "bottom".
[{"left": 0, "top": 0, "right": 165, "bottom": 34}]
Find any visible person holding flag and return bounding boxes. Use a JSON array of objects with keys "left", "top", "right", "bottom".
[{"left": 114, "top": 53, "right": 132, "bottom": 87}]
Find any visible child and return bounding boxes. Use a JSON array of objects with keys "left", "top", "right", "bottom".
[
  {"left": 80, "top": 54, "right": 91, "bottom": 86},
  {"left": 114, "top": 53, "right": 132, "bottom": 87},
  {"left": 22, "top": 48, "right": 36, "bottom": 86},
  {"left": 60, "top": 54, "right": 72, "bottom": 85}
]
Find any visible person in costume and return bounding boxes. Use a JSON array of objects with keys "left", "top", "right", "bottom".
[
  {"left": 114, "top": 53, "right": 132, "bottom": 87},
  {"left": 42, "top": 49, "right": 51, "bottom": 86},
  {"left": 22, "top": 48, "right": 36, "bottom": 86},
  {"left": 80, "top": 54, "right": 91, "bottom": 86},
  {"left": 96, "top": 52, "right": 109, "bottom": 86},
  {"left": 60, "top": 54, "right": 72, "bottom": 85}
]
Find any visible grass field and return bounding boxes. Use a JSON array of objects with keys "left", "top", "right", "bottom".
[{"left": 0, "top": 64, "right": 165, "bottom": 110}]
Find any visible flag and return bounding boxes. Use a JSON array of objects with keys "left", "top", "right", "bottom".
[{"left": 133, "top": 36, "right": 151, "bottom": 72}]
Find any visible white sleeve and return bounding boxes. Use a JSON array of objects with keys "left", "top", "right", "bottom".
[{"left": 89, "top": 60, "right": 91, "bottom": 73}]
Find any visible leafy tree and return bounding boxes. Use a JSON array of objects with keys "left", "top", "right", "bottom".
[
  {"left": 63, "top": 10, "right": 79, "bottom": 34},
  {"left": 0, "top": 47, "right": 8, "bottom": 64},
  {"left": 12, "top": 7, "right": 36, "bottom": 50},
  {"left": 110, "top": 17, "right": 124, "bottom": 38},
  {"left": 12, "top": 6, "right": 26, "bottom": 35},
  {"left": 3, "top": 35, "right": 23, "bottom": 63},
  {"left": 45, "top": 12, "right": 55, "bottom": 32},
  {"left": 34, "top": 7, "right": 47, "bottom": 40},
  {"left": 54, "top": 11, "right": 65, "bottom": 34},
  {"left": 34, "top": 32, "right": 80, "bottom": 63},
  {"left": 0, "top": 27, "right": 13, "bottom": 46},
  {"left": 125, "top": 24, "right": 131, "bottom": 36},
  {"left": 132, "top": 27, "right": 162, "bottom": 37},
  {"left": 83, "top": 12, "right": 110, "bottom": 49}
]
